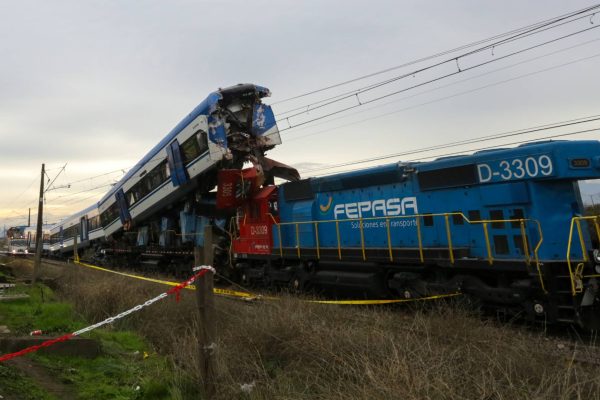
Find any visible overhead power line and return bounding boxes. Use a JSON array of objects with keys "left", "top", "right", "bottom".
[
  {"left": 298, "top": 114, "right": 600, "bottom": 175},
  {"left": 285, "top": 47, "right": 600, "bottom": 143},
  {"left": 279, "top": 24, "right": 600, "bottom": 132},
  {"left": 272, "top": 4, "right": 600, "bottom": 106}
]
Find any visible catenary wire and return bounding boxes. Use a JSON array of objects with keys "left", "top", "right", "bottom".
[
  {"left": 285, "top": 49, "right": 600, "bottom": 143},
  {"left": 272, "top": 4, "right": 600, "bottom": 107},
  {"left": 279, "top": 24, "right": 600, "bottom": 131},
  {"left": 297, "top": 115, "right": 600, "bottom": 175},
  {"left": 274, "top": 6, "right": 600, "bottom": 117}
]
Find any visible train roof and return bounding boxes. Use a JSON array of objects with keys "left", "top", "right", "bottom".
[
  {"left": 98, "top": 83, "right": 270, "bottom": 205},
  {"left": 287, "top": 140, "right": 600, "bottom": 195},
  {"left": 49, "top": 203, "right": 99, "bottom": 232},
  {"left": 23, "top": 225, "right": 52, "bottom": 234}
]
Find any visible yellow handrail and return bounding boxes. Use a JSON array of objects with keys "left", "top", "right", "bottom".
[
  {"left": 271, "top": 212, "right": 543, "bottom": 270},
  {"left": 314, "top": 222, "right": 320, "bottom": 260},
  {"left": 359, "top": 218, "right": 366, "bottom": 261},
  {"left": 416, "top": 216, "right": 424, "bottom": 263},
  {"left": 385, "top": 217, "right": 393, "bottom": 262},
  {"left": 483, "top": 222, "right": 493, "bottom": 265},
  {"left": 335, "top": 220, "right": 341, "bottom": 260},
  {"left": 520, "top": 220, "right": 531, "bottom": 266},
  {"left": 566, "top": 215, "right": 600, "bottom": 295},
  {"left": 444, "top": 215, "right": 454, "bottom": 264},
  {"left": 295, "top": 224, "right": 300, "bottom": 258},
  {"left": 532, "top": 220, "right": 546, "bottom": 293}
]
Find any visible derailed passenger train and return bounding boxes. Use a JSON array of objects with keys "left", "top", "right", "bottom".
[
  {"left": 47, "top": 83, "right": 600, "bottom": 328},
  {"left": 49, "top": 84, "right": 297, "bottom": 272}
]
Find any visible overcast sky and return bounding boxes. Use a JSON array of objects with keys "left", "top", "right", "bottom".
[{"left": 1, "top": 0, "right": 600, "bottom": 230}]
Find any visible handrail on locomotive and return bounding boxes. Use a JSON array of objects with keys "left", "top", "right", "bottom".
[
  {"left": 265, "top": 212, "right": 547, "bottom": 293},
  {"left": 566, "top": 215, "right": 600, "bottom": 296}
]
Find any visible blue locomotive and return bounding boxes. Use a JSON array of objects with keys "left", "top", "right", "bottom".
[{"left": 228, "top": 140, "right": 600, "bottom": 328}]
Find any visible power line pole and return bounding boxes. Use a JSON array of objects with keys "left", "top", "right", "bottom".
[
  {"left": 28, "top": 208, "right": 31, "bottom": 227},
  {"left": 33, "top": 163, "right": 45, "bottom": 284},
  {"left": 194, "top": 224, "right": 216, "bottom": 399}
]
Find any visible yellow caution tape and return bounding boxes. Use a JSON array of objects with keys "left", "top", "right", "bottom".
[
  {"left": 74, "top": 261, "right": 461, "bottom": 304},
  {"left": 76, "top": 261, "right": 188, "bottom": 288},
  {"left": 305, "top": 293, "right": 462, "bottom": 305},
  {"left": 75, "top": 261, "right": 264, "bottom": 299}
]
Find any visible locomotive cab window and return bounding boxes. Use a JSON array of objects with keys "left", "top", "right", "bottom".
[
  {"left": 452, "top": 211, "right": 464, "bottom": 225},
  {"left": 490, "top": 210, "right": 505, "bottom": 229},
  {"left": 510, "top": 208, "right": 524, "bottom": 228},
  {"left": 423, "top": 214, "right": 434, "bottom": 227},
  {"left": 468, "top": 210, "right": 481, "bottom": 222},
  {"left": 493, "top": 235, "right": 509, "bottom": 255}
]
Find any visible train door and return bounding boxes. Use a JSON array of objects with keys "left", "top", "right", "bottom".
[
  {"left": 166, "top": 140, "right": 189, "bottom": 187},
  {"left": 80, "top": 216, "right": 88, "bottom": 242},
  {"left": 115, "top": 189, "right": 131, "bottom": 227}
]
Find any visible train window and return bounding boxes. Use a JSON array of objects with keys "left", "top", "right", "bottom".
[
  {"left": 493, "top": 235, "right": 509, "bottom": 255},
  {"left": 423, "top": 214, "right": 434, "bottom": 227},
  {"left": 510, "top": 208, "right": 524, "bottom": 228},
  {"left": 490, "top": 210, "right": 505, "bottom": 229},
  {"left": 128, "top": 191, "right": 136, "bottom": 206},
  {"left": 62, "top": 225, "right": 77, "bottom": 239},
  {"left": 181, "top": 134, "right": 202, "bottom": 164},
  {"left": 88, "top": 215, "right": 100, "bottom": 231},
  {"left": 101, "top": 203, "right": 119, "bottom": 227},
  {"left": 137, "top": 160, "right": 169, "bottom": 198},
  {"left": 513, "top": 234, "right": 527, "bottom": 255},
  {"left": 197, "top": 130, "right": 208, "bottom": 154},
  {"left": 468, "top": 210, "right": 481, "bottom": 222},
  {"left": 452, "top": 211, "right": 463, "bottom": 225}
]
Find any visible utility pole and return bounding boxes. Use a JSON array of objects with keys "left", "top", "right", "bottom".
[
  {"left": 33, "top": 163, "right": 45, "bottom": 284},
  {"left": 28, "top": 208, "right": 31, "bottom": 227},
  {"left": 194, "top": 224, "right": 216, "bottom": 399}
]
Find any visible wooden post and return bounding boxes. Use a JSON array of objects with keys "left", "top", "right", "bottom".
[
  {"left": 194, "top": 224, "right": 216, "bottom": 398},
  {"left": 33, "top": 163, "right": 45, "bottom": 284}
]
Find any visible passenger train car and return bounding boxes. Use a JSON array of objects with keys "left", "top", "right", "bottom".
[
  {"left": 226, "top": 140, "right": 600, "bottom": 328},
  {"left": 24, "top": 225, "right": 52, "bottom": 254},
  {"left": 49, "top": 84, "right": 293, "bottom": 270},
  {"left": 49, "top": 204, "right": 103, "bottom": 255}
]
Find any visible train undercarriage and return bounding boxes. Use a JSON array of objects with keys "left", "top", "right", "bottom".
[{"left": 233, "top": 252, "right": 600, "bottom": 330}]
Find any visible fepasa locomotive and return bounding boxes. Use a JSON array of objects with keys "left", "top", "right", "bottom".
[{"left": 225, "top": 140, "right": 600, "bottom": 328}]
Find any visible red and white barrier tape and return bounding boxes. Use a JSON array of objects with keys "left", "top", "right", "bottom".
[{"left": 0, "top": 265, "right": 214, "bottom": 363}]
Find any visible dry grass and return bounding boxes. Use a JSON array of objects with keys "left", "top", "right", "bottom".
[{"left": 8, "top": 258, "right": 600, "bottom": 399}]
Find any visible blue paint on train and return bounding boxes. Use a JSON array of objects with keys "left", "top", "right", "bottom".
[
  {"left": 98, "top": 83, "right": 271, "bottom": 207},
  {"left": 274, "top": 140, "right": 600, "bottom": 262}
]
